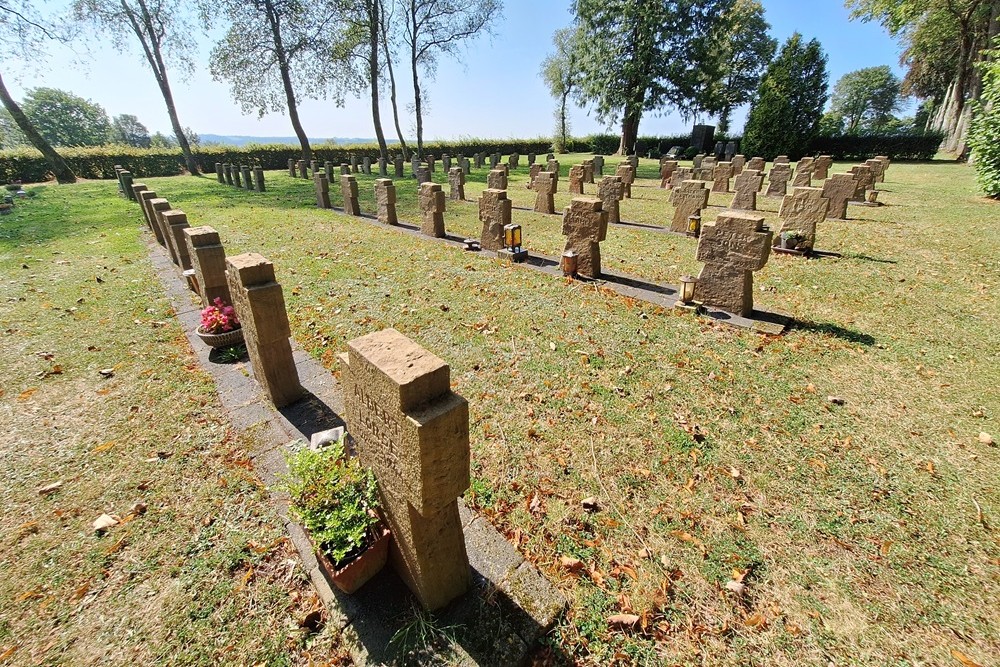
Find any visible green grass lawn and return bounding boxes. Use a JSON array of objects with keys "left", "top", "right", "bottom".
[{"left": 2, "top": 155, "right": 998, "bottom": 666}]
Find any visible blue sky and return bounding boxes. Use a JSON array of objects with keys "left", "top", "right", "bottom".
[{"left": 8, "top": 0, "right": 910, "bottom": 140}]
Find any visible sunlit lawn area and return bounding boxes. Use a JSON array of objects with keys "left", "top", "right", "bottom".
[{"left": 2, "top": 155, "right": 997, "bottom": 665}]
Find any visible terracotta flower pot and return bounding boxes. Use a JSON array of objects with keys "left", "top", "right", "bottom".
[{"left": 315, "top": 523, "right": 391, "bottom": 594}]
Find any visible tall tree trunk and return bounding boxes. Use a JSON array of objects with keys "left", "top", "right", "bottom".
[
  {"left": 379, "top": 0, "right": 408, "bottom": 160},
  {"left": 368, "top": 0, "right": 387, "bottom": 160},
  {"left": 0, "top": 71, "right": 76, "bottom": 183},
  {"left": 618, "top": 109, "right": 641, "bottom": 156},
  {"left": 264, "top": 0, "right": 310, "bottom": 162},
  {"left": 407, "top": 0, "right": 425, "bottom": 158},
  {"left": 132, "top": 0, "right": 198, "bottom": 174},
  {"left": 559, "top": 89, "right": 569, "bottom": 151}
]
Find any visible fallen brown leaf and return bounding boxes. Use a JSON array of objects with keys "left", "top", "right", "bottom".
[
  {"left": 950, "top": 649, "right": 984, "bottom": 667},
  {"left": 607, "top": 613, "right": 640, "bottom": 629},
  {"left": 743, "top": 612, "right": 767, "bottom": 629}
]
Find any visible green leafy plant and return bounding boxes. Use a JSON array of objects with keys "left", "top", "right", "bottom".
[{"left": 282, "top": 439, "right": 380, "bottom": 567}]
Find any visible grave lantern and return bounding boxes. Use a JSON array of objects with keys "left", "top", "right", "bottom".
[
  {"left": 678, "top": 275, "right": 698, "bottom": 305},
  {"left": 687, "top": 214, "right": 702, "bottom": 237},
  {"left": 561, "top": 251, "right": 578, "bottom": 277},
  {"left": 498, "top": 223, "right": 527, "bottom": 262},
  {"left": 674, "top": 274, "right": 702, "bottom": 313}
]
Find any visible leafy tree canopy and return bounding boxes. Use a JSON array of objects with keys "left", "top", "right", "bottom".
[
  {"left": 21, "top": 87, "right": 111, "bottom": 147},
  {"left": 830, "top": 65, "right": 903, "bottom": 134}
]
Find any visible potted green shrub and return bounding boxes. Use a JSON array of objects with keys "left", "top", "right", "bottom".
[
  {"left": 283, "top": 439, "right": 390, "bottom": 594},
  {"left": 196, "top": 297, "right": 244, "bottom": 348},
  {"left": 779, "top": 230, "right": 806, "bottom": 251}
]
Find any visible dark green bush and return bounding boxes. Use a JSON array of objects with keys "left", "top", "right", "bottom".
[{"left": 807, "top": 134, "right": 943, "bottom": 161}]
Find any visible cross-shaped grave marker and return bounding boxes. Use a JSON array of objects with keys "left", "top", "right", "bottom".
[
  {"left": 339, "top": 329, "right": 470, "bottom": 611},
  {"left": 670, "top": 180, "right": 710, "bottom": 233},
  {"left": 695, "top": 211, "right": 773, "bottom": 316},
  {"left": 561, "top": 197, "right": 608, "bottom": 278}
]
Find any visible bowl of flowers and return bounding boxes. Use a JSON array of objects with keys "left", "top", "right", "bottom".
[{"left": 196, "top": 297, "right": 244, "bottom": 348}]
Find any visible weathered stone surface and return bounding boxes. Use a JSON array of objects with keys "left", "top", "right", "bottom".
[
  {"left": 253, "top": 166, "right": 265, "bottom": 192},
  {"left": 582, "top": 159, "right": 594, "bottom": 184},
  {"left": 232, "top": 166, "right": 244, "bottom": 188},
  {"left": 487, "top": 169, "right": 508, "bottom": 190},
  {"left": 849, "top": 164, "right": 874, "bottom": 201},
  {"left": 341, "top": 175, "right": 360, "bottom": 215},
  {"left": 813, "top": 155, "right": 834, "bottom": 180},
  {"left": 415, "top": 166, "right": 431, "bottom": 184},
  {"left": 363, "top": 156, "right": 371, "bottom": 175},
  {"left": 775, "top": 186, "right": 829, "bottom": 251},
  {"left": 119, "top": 170, "right": 135, "bottom": 200},
  {"left": 183, "top": 225, "right": 230, "bottom": 307},
  {"left": 161, "top": 210, "right": 192, "bottom": 271},
  {"left": 568, "top": 165, "right": 585, "bottom": 194},
  {"left": 561, "top": 197, "right": 608, "bottom": 278},
  {"left": 598, "top": 176, "right": 624, "bottom": 225},
  {"left": 731, "top": 154, "right": 746, "bottom": 175},
  {"left": 378, "top": 158, "right": 388, "bottom": 177},
  {"left": 478, "top": 188, "right": 511, "bottom": 251},
  {"left": 546, "top": 159, "right": 560, "bottom": 183},
  {"left": 660, "top": 160, "right": 678, "bottom": 188},
  {"left": 224, "top": 164, "right": 234, "bottom": 186},
  {"left": 774, "top": 155, "right": 789, "bottom": 164},
  {"left": 474, "top": 153, "right": 483, "bottom": 169},
  {"left": 527, "top": 153, "right": 535, "bottom": 166},
  {"left": 670, "top": 167, "right": 693, "bottom": 189},
  {"left": 822, "top": 173, "right": 858, "bottom": 220},
  {"left": 865, "top": 158, "right": 886, "bottom": 184},
  {"left": 394, "top": 157, "right": 404, "bottom": 178},
  {"left": 442, "top": 154, "right": 451, "bottom": 171},
  {"left": 528, "top": 164, "right": 542, "bottom": 186},
  {"left": 746, "top": 157, "right": 765, "bottom": 172},
  {"left": 765, "top": 164, "right": 792, "bottom": 197},
  {"left": 615, "top": 164, "right": 635, "bottom": 198},
  {"left": 375, "top": 179, "right": 397, "bottom": 225},
  {"left": 350, "top": 155, "right": 359, "bottom": 173},
  {"left": 729, "top": 168, "right": 763, "bottom": 210},
  {"left": 426, "top": 155, "right": 435, "bottom": 173},
  {"left": 149, "top": 198, "right": 173, "bottom": 253},
  {"left": 712, "top": 162, "right": 733, "bottom": 193},
  {"left": 226, "top": 253, "right": 303, "bottom": 408},
  {"left": 670, "top": 180, "right": 710, "bottom": 233},
  {"left": 215, "top": 162, "right": 225, "bottom": 183},
  {"left": 339, "top": 328, "right": 470, "bottom": 611},
  {"left": 288, "top": 159, "right": 296, "bottom": 177},
  {"left": 314, "top": 173, "right": 332, "bottom": 209},
  {"left": 792, "top": 157, "right": 814, "bottom": 187},
  {"left": 874, "top": 155, "right": 890, "bottom": 182},
  {"left": 448, "top": 167, "right": 465, "bottom": 201},
  {"left": 297, "top": 160, "right": 308, "bottom": 179},
  {"left": 508, "top": 153, "right": 519, "bottom": 170},
  {"left": 592, "top": 155, "right": 604, "bottom": 176},
  {"left": 341, "top": 163, "right": 351, "bottom": 176},
  {"left": 695, "top": 211, "right": 772, "bottom": 316},
  {"left": 311, "top": 160, "right": 319, "bottom": 176},
  {"left": 531, "top": 172, "right": 557, "bottom": 214},
  {"left": 419, "top": 182, "right": 446, "bottom": 237}
]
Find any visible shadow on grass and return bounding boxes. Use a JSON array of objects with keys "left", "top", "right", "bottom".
[
  {"left": 791, "top": 319, "right": 876, "bottom": 346},
  {"left": 840, "top": 251, "right": 898, "bottom": 264}
]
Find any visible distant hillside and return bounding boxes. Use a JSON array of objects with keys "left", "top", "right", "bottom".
[{"left": 199, "top": 135, "right": 398, "bottom": 147}]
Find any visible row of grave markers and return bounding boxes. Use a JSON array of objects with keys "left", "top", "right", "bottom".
[
  {"left": 117, "top": 177, "right": 475, "bottom": 613},
  {"left": 297, "top": 149, "right": 893, "bottom": 319},
  {"left": 214, "top": 163, "right": 266, "bottom": 192}
]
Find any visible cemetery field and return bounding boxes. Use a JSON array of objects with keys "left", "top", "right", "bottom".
[{"left": 2, "top": 157, "right": 999, "bottom": 666}]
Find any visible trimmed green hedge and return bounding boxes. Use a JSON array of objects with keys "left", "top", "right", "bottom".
[
  {"left": 0, "top": 133, "right": 946, "bottom": 182},
  {"left": 0, "top": 140, "right": 560, "bottom": 183},
  {"left": 807, "top": 134, "right": 943, "bottom": 161}
]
